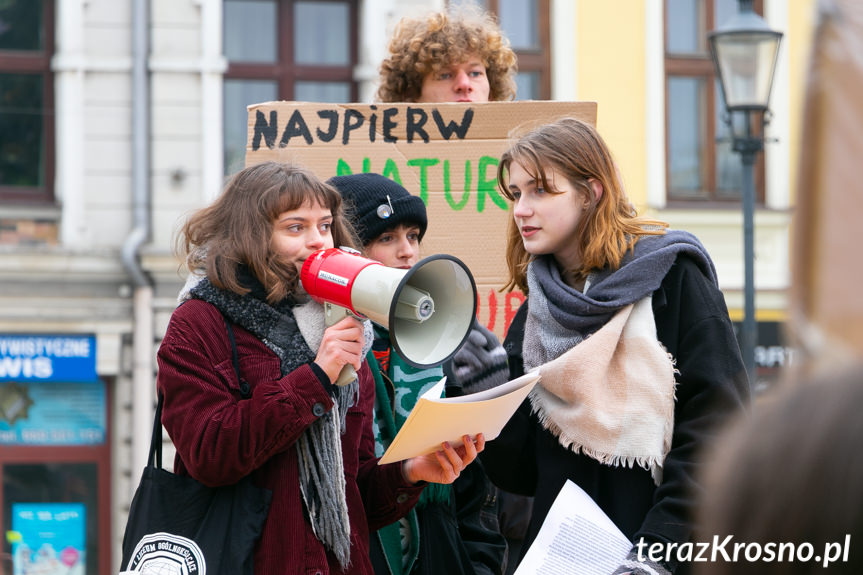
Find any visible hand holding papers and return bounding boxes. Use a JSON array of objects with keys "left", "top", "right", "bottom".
[
  {"left": 514, "top": 480, "right": 631, "bottom": 575},
  {"left": 378, "top": 372, "right": 540, "bottom": 465}
]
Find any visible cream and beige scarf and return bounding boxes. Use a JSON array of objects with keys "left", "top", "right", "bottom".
[
  {"left": 527, "top": 296, "right": 676, "bottom": 484},
  {"left": 522, "top": 231, "right": 717, "bottom": 484}
]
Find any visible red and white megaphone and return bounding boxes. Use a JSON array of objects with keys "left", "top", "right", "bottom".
[{"left": 301, "top": 247, "right": 477, "bottom": 385}]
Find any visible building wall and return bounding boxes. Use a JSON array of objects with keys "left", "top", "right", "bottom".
[
  {"left": 575, "top": 0, "right": 648, "bottom": 206},
  {"left": 564, "top": 0, "right": 815, "bottom": 322},
  {"left": 786, "top": 0, "right": 818, "bottom": 207},
  {"left": 0, "top": 0, "right": 819, "bottom": 571}
]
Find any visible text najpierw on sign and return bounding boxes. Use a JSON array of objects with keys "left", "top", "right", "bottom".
[{"left": 246, "top": 101, "right": 597, "bottom": 340}]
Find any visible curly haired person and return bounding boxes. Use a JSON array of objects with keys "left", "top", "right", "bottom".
[{"left": 376, "top": 5, "right": 517, "bottom": 103}]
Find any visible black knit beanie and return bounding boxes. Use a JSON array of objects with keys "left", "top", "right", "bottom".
[{"left": 327, "top": 173, "right": 428, "bottom": 245}]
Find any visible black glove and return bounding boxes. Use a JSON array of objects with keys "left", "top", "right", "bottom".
[
  {"left": 444, "top": 320, "right": 509, "bottom": 395},
  {"left": 611, "top": 548, "right": 672, "bottom": 575}
]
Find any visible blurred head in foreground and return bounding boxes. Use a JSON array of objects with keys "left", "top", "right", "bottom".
[{"left": 696, "top": 364, "right": 863, "bottom": 574}]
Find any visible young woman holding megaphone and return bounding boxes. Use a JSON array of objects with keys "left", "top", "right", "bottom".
[{"left": 159, "top": 160, "right": 484, "bottom": 575}]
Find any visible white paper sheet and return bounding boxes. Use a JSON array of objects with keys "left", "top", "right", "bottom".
[{"left": 514, "top": 480, "right": 631, "bottom": 575}]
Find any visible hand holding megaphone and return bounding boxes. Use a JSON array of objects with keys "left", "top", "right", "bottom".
[
  {"left": 301, "top": 247, "right": 478, "bottom": 386},
  {"left": 313, "top": 312, "right": 366, "bottom": 387}
]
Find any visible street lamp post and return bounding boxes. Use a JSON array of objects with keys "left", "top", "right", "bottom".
[{"left": 709, "top": 0, "right": 782, "bottom": 388}]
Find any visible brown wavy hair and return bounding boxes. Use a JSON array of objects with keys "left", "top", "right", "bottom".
[
  {"left": 376, "top": 5, "right": 517, "bottom": 103},
  {"left": 179, "top": 161, "right": 358, "bottom": 303},
  {"left": 497, "top": 118, "right": 668, "bottom": 293}
]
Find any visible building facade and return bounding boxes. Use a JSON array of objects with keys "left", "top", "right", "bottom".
[{"left": 0, "top": 0, "right": 814, "bottom": 573}]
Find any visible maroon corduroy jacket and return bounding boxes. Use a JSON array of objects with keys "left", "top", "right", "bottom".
[{"left": 156, "top": 299, "right": 425, "bottom": 574}]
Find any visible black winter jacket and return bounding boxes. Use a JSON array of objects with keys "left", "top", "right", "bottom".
[
  {"left": 368, "top": 355, "right": 507, "bottom": 575},
  {"left": 480, "top": 255, "right": 751, "bottom": 574}
]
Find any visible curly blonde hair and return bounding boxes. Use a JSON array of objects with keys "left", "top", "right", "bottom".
[{"left": 376, "top": 6, "right": 517, "bottom": 103}]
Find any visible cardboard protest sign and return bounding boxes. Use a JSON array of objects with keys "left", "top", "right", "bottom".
[{"left": 245, "top": 101, "right": 597, "bottom": 339}]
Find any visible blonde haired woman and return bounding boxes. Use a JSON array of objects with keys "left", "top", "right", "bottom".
[{"left": 475, "top": 119, "right": 750, "bottom": 575}]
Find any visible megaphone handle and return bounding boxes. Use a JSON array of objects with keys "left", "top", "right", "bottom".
[
  {"left": 324, "top": 302, "right": 360, "bottom": 387},
  {"left": 334, "top": 364, "right": 357, "bottom": 387}
]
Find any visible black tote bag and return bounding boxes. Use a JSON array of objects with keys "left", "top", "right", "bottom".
[{"left": 121, "top": 320, "right": 272, "bottom": 574}]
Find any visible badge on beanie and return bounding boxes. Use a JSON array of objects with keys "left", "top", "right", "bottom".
[{"left": 376, "top": 195, "right": 395, "bottom": 219}]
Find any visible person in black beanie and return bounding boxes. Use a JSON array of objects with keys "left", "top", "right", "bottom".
[
  {"left": 328, "top": 173, "right": 509, "bottom": 391},
  {"left": 328, "top": 172, "right": 508, "bottom": 575},
  {"left": 329, "top": 173, "right": 429, "bottom": 246}
]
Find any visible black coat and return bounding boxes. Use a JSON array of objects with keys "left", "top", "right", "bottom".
[
  {"left": 368, "top": 354, "right": 507, "bottom": 575},
  {"left": 397, "top": 462, "right": 506, "bottom": 575},
  {"left": 480, "top": 255, "right": 751, "bottom": 573}
]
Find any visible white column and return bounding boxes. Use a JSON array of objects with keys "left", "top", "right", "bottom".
[
  {"left": 551, "top": 0, "right": 577, "bottom": 101},
  {"left": 764, "top": 0, "right": 790, "bottom": 211},
  {"left": 53, "top": 0, "right": 87, "bottom": 246},
  {"left": 644, "top": 0, "right": 666, "bottom": 209},
  {"left": 199, "top": 0, "right": 228, "bottom": 200},
  {"left": 357, "top": 0, "right": 396, "bottom": 103}
]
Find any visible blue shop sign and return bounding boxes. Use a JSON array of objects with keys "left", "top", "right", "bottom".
[
  {"left": 0, "top": 381, "right": 106, "bottom": 445},
  {"left": 0, "top": 334, "right": 98, "bottom": 383}
]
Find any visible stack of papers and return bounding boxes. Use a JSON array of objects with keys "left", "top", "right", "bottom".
[{"left": 378, "top": 372, "right": 540, "bottom": 464}]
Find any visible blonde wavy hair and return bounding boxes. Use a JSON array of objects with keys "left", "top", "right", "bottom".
[
  {"left": 497, "top": 118, "right": 669, "bottom": 293},
  {"left": 376, "top": 5, "right": 517, "bottom": 103}
]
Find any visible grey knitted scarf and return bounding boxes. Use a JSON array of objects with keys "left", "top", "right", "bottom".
[
  {"left": 523, "top": 230, "right": 716, "bottom": 478},
  {"left": 189, "top": 274, "right": 363, "bottom": 570},
  {"left": 523, "top": 229, "right": 717, "bottom": 370}
]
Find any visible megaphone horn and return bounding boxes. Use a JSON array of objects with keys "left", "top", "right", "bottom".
[{"left": 301, "top": 247, "right": 477, "bottom": 370}]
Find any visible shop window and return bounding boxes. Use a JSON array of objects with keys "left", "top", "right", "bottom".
[
  {"left": 1, "top": 335, "right": 110, "bottom": 575},
  {"left": 3, "top": 465, "right": 97, "bottom": 575}
]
